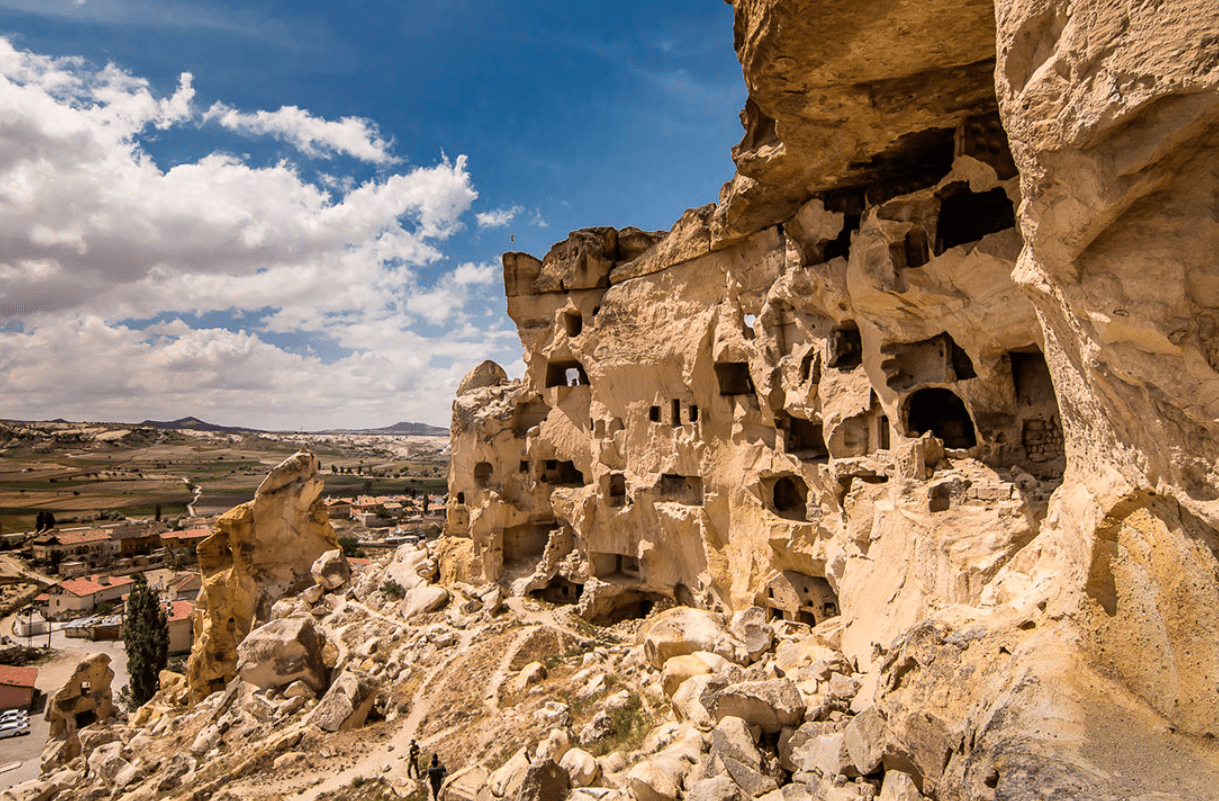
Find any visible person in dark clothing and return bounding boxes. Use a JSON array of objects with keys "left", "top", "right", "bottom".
[
  {"left": 407, "top": 739, "right": 421, "bottom": 779},
  {"left": 427, "top": 753, "right": 447, "bottom": 801}
]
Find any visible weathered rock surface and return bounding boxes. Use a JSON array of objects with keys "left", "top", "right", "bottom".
[
  {"left": 311, "top": 548, "right": 351, "bottom": 591},
  {"left": 187, "top": 450, "right": 339, "bottom": 700},
  {"left": 235, "top": 615, "right": 327, "bottom": 694},
  {"left": 307, "top": 669, "right": 378, "bottom": 732},
  {"left": 45, "top": 653, "right": 115, "bottom": 746},
  {"left": 439, "top": 1, "right": 1219, "bottom": 799}
]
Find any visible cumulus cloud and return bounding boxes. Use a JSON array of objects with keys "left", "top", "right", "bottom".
[
  {"left": 475, "top": 205, "right": 523, "bottom": 229},
  {"left": 203, "top": 102, "right": 399, "bottom": 164},
  {"left": 0, "top": 37, "right": 514, "bottom": 428}
]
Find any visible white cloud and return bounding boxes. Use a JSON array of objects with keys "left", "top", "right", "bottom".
[
  {"left": 0, "top": 37, "right": 518, "bottom": 429},
  {"left": 475, "top": 205, "right": 523, "bottom": 229},
  {"left": 204, "top": 102, "right": 399, "bottom": 164}
]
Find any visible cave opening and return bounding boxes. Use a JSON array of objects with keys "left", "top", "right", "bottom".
[
  {"left": 545, "top": 360, "right": 589, "bottom": 388},
  {"left": 656, "top": 474, "right": 704, "bottom": 505},
  {"left": 530, "top": 576, "right": 584, "bottom": 606},
  {"left": 563, "top": 311, "right": 583, "bottom": 337},
  {"left": 586, "top": 590, "right": 669, "bottom": 626},
  {"left": 473, "top": 461, "right": 493, "bottom": 489},
  {"left": 541, "top": 460, "right": 584, "bottom": 486},
  {"left": 935, "top": 184, "right": 1016, "bottom": 252},
  {"left": 607, "top": 473, "right": 626, "bottom": 508},
  {"left": 905, "top": 388, "right": 978, "bottom": 449},
  {"left": 512, "top": 398, "right": 550, "bottom": 436},
  {"left": 787, "top": 416, "right": 828, "bottom": 461},
  {"left": 828, "top": 323, "right": 863, "bottom": 370},
  {"left": 771, "top": 475, "right": 809, "bottom": 521},
  {"left": 715, "top": 362, "right": 755, "bottom": 396}
]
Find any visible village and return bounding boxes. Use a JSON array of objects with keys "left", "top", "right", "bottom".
[{"left": 0, "top": 488, "right": 447, "bottom": 786}]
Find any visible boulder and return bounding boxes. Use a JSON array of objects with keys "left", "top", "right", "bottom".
[
  {"left": 641, "top": 608, "right": 743, "bottom": 668},
  {"left": 385, "top": 544, "right": 436, "bottom": 590},
  {"left": 535, "top": 728, "right": 572, "bottom": 763},
  {"left": 714, "top": 679, "right": 804, "bottom": 732},
  {"left": 403, "top": 585, "right": 450, "bottom": 618},
  {"left": 789, "top": 731, "right": 855, "bottom": 779},
  {"left": 730, "top": 608, "right": 775, "bottom": 662},
  {"left": 513, "top": 661, "right": 548, "bottom": 694},
  {"left": 559, "top": 748, "right": 600, "bottom": 788},
  {"left": 710, "top": 716, "right": 780, "bottom": 797},
  {"left": 626, "top": 735, "right": 703, "bottom": 801},
  {"left": 671, "top": 673, "right": 725, "bottom": 727},
  {"left": 489, "top": 747, "right": 532, "bottom": 798},
  {"left": 843, "top": 707, "right": 886, "bottom": 775},
  {"left": 235, "top": 615, "right": 327, "bottom": 694},
  {"left": 661, "top": 654, "right": 713, "bottom": 698},
  {"left": 515, "top": 759, "right": 569, "bottom": 801},
  {"left": 311, "top": 548, "right": 351, "bottom": 590},
  {"left": 686, "top": 774, "right": 744, "bottom": 801},
  {"left": 879, "top": 770, "right": 923, "bottom": 801},
  {"left": 579, "top": 711, "right": 613, "bottom": 746},
  {"left": 307, "top": 669, "right": 379, "bottom": 732}
]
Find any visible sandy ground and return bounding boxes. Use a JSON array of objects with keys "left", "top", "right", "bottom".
[{"left": 0, "top": 616, "right": 131, "bottom": 791}]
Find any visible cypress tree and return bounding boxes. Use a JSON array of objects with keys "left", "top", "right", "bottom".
[{"left": 123, "top": 573, "right": 169, "bottom": 708}]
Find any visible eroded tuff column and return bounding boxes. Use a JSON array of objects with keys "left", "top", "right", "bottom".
[{"left": 186, "top": 451, "right": 338, "bottom": 700}]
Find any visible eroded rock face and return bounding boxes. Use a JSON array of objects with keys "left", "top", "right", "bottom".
[
  {"left": 186, "top": 450, "right": 339, "bottom": 701},
  {"left": 443, "top": 0, "right": 1219, "bottom": 798},
  {"left": 44, "top": 654, "right": 115, "bottom": 757}
]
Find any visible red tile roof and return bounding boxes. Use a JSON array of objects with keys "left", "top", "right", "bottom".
[
  {"left": 167, "top": 600, "right": 194, "bottom": 623},
  {"left": 0, "top": 665, "right": 38, "bottom": 688},
  {"left": 55, "top": 575, "right": 135, "bottom": 598},
  {"left": 55, "top": 529, "right": 110, "bottom": 546},
  {"left": 161, "top": 529, "right": 212, "bottom": 541}
]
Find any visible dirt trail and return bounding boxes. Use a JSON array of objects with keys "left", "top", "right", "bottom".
[{"left": 230, "top": 596, "right": 583, "bottom": 801}]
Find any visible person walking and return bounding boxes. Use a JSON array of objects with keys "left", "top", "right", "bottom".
[
  {"left": 427, "top": 753, "right": 448, "bottom": 801},
  {"left": 407, "top": 739, "right": 421, "bottom": 779}
]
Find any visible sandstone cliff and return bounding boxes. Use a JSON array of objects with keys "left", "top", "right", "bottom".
[{"left": 445, "top": 1, "right": 1219, "bottom": 798}]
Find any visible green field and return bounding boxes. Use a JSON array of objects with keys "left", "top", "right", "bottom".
[{"left": 0, "top": 423, "right": 449, "bottom": 533}]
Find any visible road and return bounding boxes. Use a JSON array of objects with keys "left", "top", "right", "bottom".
[{"left": 0, "top": 615, "right": 131, "bottom": 791}]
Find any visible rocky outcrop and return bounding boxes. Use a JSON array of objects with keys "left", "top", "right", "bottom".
[
  {"left": 443, "top": 1, "right": 1219, "bottom": 799},
  {"left": 40, "top": 654, "right": 116, "bottom": 772},
  {"left": 186, "top": 450, "right": 339, "bottom": 701}
]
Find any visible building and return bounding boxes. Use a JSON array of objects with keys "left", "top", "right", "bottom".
[
  {"left": 47, "top": 575, "right": 135, "bottom": 620},
  {"left": 160, "top": 529, "right": 212, "bottom": 562},
  {"left": 107, "top": 523, "right": 164, "bottom": 558},
  {"left": 158, "top": 571, "right": 202, "bottom": 602},
  {"left": 30, "top": 528, "right": 110, "bottom": 566},
  {"left": 166, "top": 600, "right": 194, "bottom": 654},
  {"left": 0, "top": 665, "right": 38, "bottom": 711},
  {"left": 323, "top": 498, "right": 353, "bottom": 519}
]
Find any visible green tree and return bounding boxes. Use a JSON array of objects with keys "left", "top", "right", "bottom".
[
  {"left": 123, "top": 574, "right": 169, "bottom": 708},
  {"left": 154, "top": 504, "right": 162, "bottom": 522}
]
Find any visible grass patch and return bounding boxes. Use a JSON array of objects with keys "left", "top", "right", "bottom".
[{"left": 588, "top": 691, "right": 656, "bottom": 757}]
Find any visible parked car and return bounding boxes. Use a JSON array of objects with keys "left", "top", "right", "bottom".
[
  {"left": 0, "top": 709, "right": 28, "bottom": 724},
  {"left": 0, "top": 720, "right": 30, "bottom": 738}
]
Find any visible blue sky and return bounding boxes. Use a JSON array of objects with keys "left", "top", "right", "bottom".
[{"left": 0, "top": 0, "right": 745, "bottom": 429}]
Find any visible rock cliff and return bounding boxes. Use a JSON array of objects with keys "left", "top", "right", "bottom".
[
  {"left": 446, "top": 1, "right": 1219, "bottom": 798},
  {"left": 186, "top": 450, "right": 340, "bottom": 700}
]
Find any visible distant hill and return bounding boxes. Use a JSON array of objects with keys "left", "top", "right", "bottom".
[
  {"left": 138, "top": 416, "right": 260, "bottom": 434},
  {"left": 323, "top": 421, "right": 450, "bottom": 437},
  {"left": 138, "top": 416, "right": 448, "bottom": 437}
]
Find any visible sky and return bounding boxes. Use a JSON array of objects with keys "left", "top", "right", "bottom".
[{"left": 0, "top": 0, "right": 747, "bottom": 430}]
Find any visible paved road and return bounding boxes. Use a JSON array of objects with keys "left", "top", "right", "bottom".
[{"left": 0, "top": 615, "right": 131, "bottom": 791}]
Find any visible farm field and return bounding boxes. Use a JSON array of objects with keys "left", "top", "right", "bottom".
[{"left": 0, "top": 420, "right": 450, "bottom": 534}]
